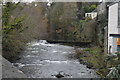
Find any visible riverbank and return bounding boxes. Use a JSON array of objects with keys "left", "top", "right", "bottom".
[{"left": 75, "top": 47, "right": 120, "bottom": 78}]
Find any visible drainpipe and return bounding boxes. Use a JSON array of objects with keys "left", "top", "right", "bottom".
[
  {"left": 104, "top": 26, "right": 108, "bottom": 54},
  {"left": 109, "top": 46, "right": 111, "bottom": 54}
]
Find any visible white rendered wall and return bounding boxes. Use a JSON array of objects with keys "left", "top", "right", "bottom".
[
  {"left": 85, "top": 12, "right": 97, "bottom": 19},
  {"left": 108, "top": 3, "right": 118, "bottom": 53}
]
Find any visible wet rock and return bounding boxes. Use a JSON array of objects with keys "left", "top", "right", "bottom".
[
  {"left": 55, "top": 73, "right": 64, "bottom": 78},
  {"left": 81, "top": 72, "right": 85, "bottom": 73},
  {"left": 52, "top": 71, "right": 71, "bottom": 78},
  {"left": 83, "top": 55, "right": 87, "bottom": 57},
  {"left": 79, "top": 59, "right": 94, "bottom": 69},
  {"left": 39, "top": 40, "right": 48, "bottom": 44},
  {"left": 87, "top": 64, "right": 93, "bottom": 69},
  {"left": 13, "top": 63, "right": 19, "bottom": 67},
  {"left": 16, "top": 57, "right": 21, "bottom": 60}
]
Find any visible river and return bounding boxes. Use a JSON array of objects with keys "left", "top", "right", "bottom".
[{"left": 12, "top": 40, "right": 99, "bottom": 78}]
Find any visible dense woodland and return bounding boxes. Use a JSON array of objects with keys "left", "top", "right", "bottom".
[
  {"left": 2, "top": 2, "right": 100, "bottom": 59},
  {"left": 2, "top": 2, "right": 48, "bottom": 60},
  {"left": 48, "top": 3, "right": 98, "bottom": 43}
]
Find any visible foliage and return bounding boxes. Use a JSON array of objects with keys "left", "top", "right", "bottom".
[
  {"left": 97, "top": 13, "right": 108, "bottom": 47},
  {"left": 80, "top": 19, "right": 84, "bottom": 24},
  {"left": 85, "top": 17, "right": 92, "bottom": 21},
  {"left": 90, "top": 5, "right": 97, "bottom": 11},
  {"left": 2, "top": 2, "right": 19, "bottom": 26},
  {"left": 82, "top": 48, "right": 100, "bottom": 54},
  {"left": 3, "top": 16, "right": 26, "bottom": 34},
  {"left": 76, "top": 47, "right": 106, "bottom": 68},
  {"left": 47, "top": 3, "right": 98, "bottom": 43},
  {"left": 84, "top": 4, "right": 97, "bottom": 13},
  {"left": 107, "top": 65, "right": 120, "bottom": 78},
  {"left": 2, "top": 2, "right": 27, "bottom": 60},
  {"left": 76, "top": 47, "right": 120, "bottom": 78},
  {"left": 106, "top": 53, "right": 120, "bottom": 78}
]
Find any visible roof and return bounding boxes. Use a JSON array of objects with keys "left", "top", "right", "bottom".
[
  {"left": 92, "top": 9, "right": 97, "bottom": 12},
  {"left": 107, "top": 2, "right": 120, "bottom": 7},
  {"left": 85, "top": 12, "right": 97, "bottom": 14}
]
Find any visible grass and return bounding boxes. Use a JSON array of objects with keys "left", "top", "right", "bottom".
[{"left": 76, "top": 47, "right": 106, "bottom": 68}]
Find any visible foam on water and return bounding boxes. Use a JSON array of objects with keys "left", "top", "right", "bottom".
[
  {"left": 13, "top": 40, "right": 99, "bottom": 78},
  {"left": 43, "top": 60, "right": 68, "bottom": 64},
  {"left": 31, "top": 51, "right": 39, "bottom": 53}
]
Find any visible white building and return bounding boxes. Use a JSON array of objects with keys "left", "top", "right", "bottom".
[
  {"left": 108, "top": 2, "right": 120, "bottom": 53},
  {"left": 85, "top": 12, "right": 97, "bottom": 19}
]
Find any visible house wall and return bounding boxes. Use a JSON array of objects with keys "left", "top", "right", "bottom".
[
  {"left": 108, "top": 3, "right": 119, "bottom": 53},
  {"left": 118, "top": 3, "right": 120, "bottom": 33}
]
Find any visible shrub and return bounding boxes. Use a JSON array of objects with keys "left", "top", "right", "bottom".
[{"left": 2, "top": 2, "right": 27, "bottom": 60}]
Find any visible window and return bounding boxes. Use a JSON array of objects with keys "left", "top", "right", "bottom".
[
  {"left": 88, "top": 14, "right": 91, "bottom": 18},
  {"left": 117, "top": 45, "right": 120, "bottom": 52},
  {"left": 117, "top": 38, "right": 120, "bottom": 52},
  {"left": 87, "top": 14, "right": 89, "bottom": 17}
]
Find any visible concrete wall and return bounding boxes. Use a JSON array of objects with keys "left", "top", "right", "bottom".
[
  {"left": 2, "top": 56, "right": 27, "bottom": 78},
  {"left": 97, "top": 2, "right": 106, "bottom": 15},
  {"left": 108, "top": 3, "right": 118, "bottom": 53}
]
